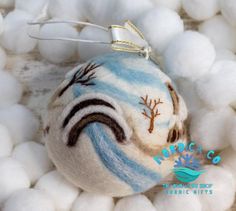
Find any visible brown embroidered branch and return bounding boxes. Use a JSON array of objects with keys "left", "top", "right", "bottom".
[{"left": 139, "top": 95, "right": 163, "bottom": 133}]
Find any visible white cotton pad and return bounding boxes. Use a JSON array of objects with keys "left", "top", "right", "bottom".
[
  {"left": 15, "top": 0, "right": 48, "bottom": 16},
  {"left": 182, "top": 0, "right": 219, "bottom": 21},
  {"left": 0, "top": 104, "right": 39, "bottom": 145},
  {"left": 38, "top": 21, "right": 78, "bottom": 63},
  {"left": 136, "top": 7, "right": 184, "bottom": 55},
  {"left": 194, "top": 165, "right": 235, "bottom": 211},
  {"left": 164, "top": 31, "right": 216, "bottom": 80},
  {"left": 151, "top": 0, "right": 181, "bottom": 12},
  {"left": 198, "top": 15, "right": 236, "bottom": 53},
  {"left": 0, "top": 71, "right": 22, "bottom": 108},
  {"left": 0, "top": 124, "right": 13, "bottom": 158},
  {"left": 114, "top": 194, "right": 156, "bottom": 211},
  {"left": 153, "top": 188, "right": 202, "bottom": 211},
  {"left": 196, "top": 60, "right": 236, "bottom": 108},
  {"left": 78, "top": 26, "right": 112, "bottom": 62},
  {"left": 215, "top": 49, "right": 236, "bottom": 61},
  {"left": 0, "top": 158, "right": 30, "bottom": 206},
  {"left": 0, "top": 10, "right": 39, "bottom": 54},
  {"left": 72, "top": 192, "right": 114, "bottom": 211},
  {"left": 190, "top": 107, "right": 234, "bottom": 150},
  {"left": 12, "top": 141, "right": 54, "bottom": 184},
  {"left": 2, "top": 189, "right": 55, "bottom": 211},
  {"left": 220, "top": 0, "right": 236, "bottom": 27},
  {"left": 35, "top": 170, "right": 79, "bottom": 211},
  {"left": 0, "top": 0, "right": 14, "bottom": 8}
]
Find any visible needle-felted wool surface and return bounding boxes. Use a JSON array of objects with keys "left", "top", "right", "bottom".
[{"left": 45, "top": 52, "right": 188, "bottom": 197}]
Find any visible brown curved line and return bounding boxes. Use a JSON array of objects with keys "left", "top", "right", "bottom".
[
  {"left": 62, "top": 99, "right": 115, "bottom": 128},
  {"left": 166, "top": 82, "right": 179, "bottom": 115},
  {"left": 67, "top": 112, "right": 126, "bottom": 147}
]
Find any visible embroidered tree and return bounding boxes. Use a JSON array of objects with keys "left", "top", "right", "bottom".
[{"left": 139, "top": 95, "right": 163, "bottom": 133}]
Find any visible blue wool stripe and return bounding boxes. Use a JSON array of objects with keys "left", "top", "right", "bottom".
[{"left": 86, "top": 123, "right": 162, "bottom": 192}]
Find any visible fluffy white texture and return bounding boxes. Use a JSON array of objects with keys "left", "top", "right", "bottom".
[
  {"left": 0, "top": 10, "right": 39, "bottom": 54},
  {"left": 38, "top": 22, "right": 78, "bottom": 63},
  {"left": 227, "top": 117, "right": 236, "bottom": 151},
  {"left": 15, "top": 0, "right": 48, "bottom": 16},
  {"left": 151, "top": 0, "right": 181, "bottom": 11},
  {"left": 72, "top": 192, "right": 114, "bottom": 211},
  {"left": 220, "top": 0, "right": 236, "bottom": 27},
  {"left": 215, "top": 49, "right": 236, "bottom": 61},
  {"left": 114, "top": 194, "right": 156, "bottom": 211},
  {"left": 78, "top": 26, "right": 112, "bottom": 62},
  {"left": 0, "top": 71, "right": 22, "bottom": 108},
  {"left": 194, "top": 165, "right": 235, "bottom": 211},
  {"left": 0, "top": 47, "right": 6, "bottom": 69},
  {"left": 12, "top": 142, "right": 54, "bottom": 184},
  {"left": 164, "top": 31, "right": 216, "bottom": 80},
  {"left": 153, "top": 188, "right": 201, "bottom": 211},
  {"left": 182, "top": 0, "right": 219, "bottom": 21},
  {"left": 0, "top": 158, "right": 30, "bottom": 206},
  {"left": 136, "top": 7, "right": 184, "bottom": 55},
  {"left": 0, "top": 104, "right": 39, "bottom": 145},
  {"left": 0, "top": 125, "right": 13, "bottom": 157},
  {"left": 48, "top": 0, "right": 85, "bottom": 20},
  {"left": 0, "top": 0, "right": 14, "bottom": 8},
  {"left": 0, "top": 13, "right": 3, "bottom": 35},
  {"left": 199, "top": 15, "right": 236, "bottom": 52},
  {"left": 3, "top": 189, "right": 55, "bottom": 211},
  {"left": 35, "top": 170, "right": 79, "bottom": 211},
  {"left": 190, "top": 107, "right": 234, "bottom": 150},
  {"left": 196, "top": 61, "right": 236, "bottom": 108}
]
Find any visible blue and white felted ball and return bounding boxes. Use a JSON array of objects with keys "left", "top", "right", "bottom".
[{"left": 45, "top": 52, "right": 188, "bottom": 196}]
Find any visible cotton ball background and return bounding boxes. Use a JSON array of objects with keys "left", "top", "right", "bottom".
[
  {"left": 0, "top": 104, "right": 39, "bottom": 145},
  {"left": 114, "top": 194, "right": 156, "bottom": 211},
  {"left": 78, "top": 26, "right": 112, "bottom": 62},
  {"left": 0, "top": 158, "right": 30, "bottom": 206},
  {"left": 72, "top": 192, "right": 114, "bottom": 211},
  {"left": 215, "top": 49, "right": 236, "bottom": 61},
  {"left": 0, "top": 125, "right": 13, "bottom": 157},
  {"left": 190, "top": 107, "right": 234, "bottom": 150},
  {"left": 153, "top": 189, "right": 202, "bottom": 211},
  {"left": 2, "top": 189, "right": 55, "bottom": 211},
  {"left": 12, "top": 142, "right": 54, "bottom": 184},
  {"left": 136, "top": 7, "right": 184, "bottom": 55},
  {"left": 194, "top": 165, "right": 235, "bottom": 211},
  {"left": 38, "top": 22, "right": 78, "bottom": 63},
  {"left": 221, "top": 148, "right": 236, "bottom": 182},
  {"left": 35, "top": 170, "right": 79, "bottom": 211},
  {"left": 0, "top": 10, "right": 39, "bottom": 54},
  {"left": 182, "top": 0, "right": 219, "bottom": 21},
  {"left": 198, "top": 15, "right": 236, "bottom": 52},
  {"left": 220, "top": 0, "right": 236, "bottom": 27},
  {"left": 0, "top": 0, "right": 15, "bottom": 8},
  {"left": 164, "top": 31, "right": 216, "bottom": 80},
  {"left": 151, "top": 0, "right": 181, "bottom": 11},
  {"left": 195, "top": 61, "right": 236, "bottom": 108}
]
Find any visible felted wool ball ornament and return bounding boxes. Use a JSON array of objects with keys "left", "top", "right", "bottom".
[{"left": 45, "top": 52, "right": 188, "bottom": 196}]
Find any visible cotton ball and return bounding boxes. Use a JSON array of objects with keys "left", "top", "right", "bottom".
[
  {"left": 78, "top": 26, "right": 112, "bottom": 62},
  {"left": 153, "top": 189, "right": 201, "bottom": 211},
  {"left": 151, "top": 0, "right": 181, "bottom": 11},
  {"left": 114, "top": 194, "right": 156, "bottom": 211},
  {"left": 48, "top": 0, "right": 85, "bottom": 20},
  {"left": 0, "top": 13, "right": 4, "bottom": 35},
  {"left": 0, "top": 10, "right": 39, "bottom": 54},
  {"left": 12, "top": 142, "right": 54, "bottom": 184},
  {"left": 196, "top": 61, "right": 236, "bottom": 108},
  {"left": 182, "top": 0, "right": 219, "bottom": 21},
  {"left": 195, "top": 165, "right": 235, "bottom": 211},
  {"left": 220, "top": 0, "right": 236, "bottom": 27},
  {"left": 0, "top": 0, "right": 14, "bottom": 8},
  {"left": 190, "top": 107, "right": 234, "bottom": 150},
  {"left": 136, "top": 7, "right": 184, "bottom": 55},
  {"left": 0, "top": 71, "right": 22, "bottom": 108},
  {"left": 72, "top": 192, "right": 114, "bottom": 211},
  {"left": 15, "top": 0, "right": 48, "bottom": 16},
  {"left": 227, "top": 117, "right": 236, "bottom": 151},
  {"left": 164, "top": 31, "right": 216, "bottom": 80},
  {"left": 0, "top": 104, "right": 39, "bottom": 145},
  {"left": 3, "top": 189, "right": 55, "bottom": 211},
  {"left": 0, "top": 125, "right": 13, "bottom": 157},
  {"left": 215, "top": 49, "right": 236, "bottom": 61},
  {"left": 0, "top": 158, "right": 30, "bottom": 205},
  {"left": 199, "top": 15, "right": 236, "bottom": 53},
  {"left": 35, "top": 170, "right": 79, "bottom": 211},
  {"left": 38, "top": 22, "right": 78, "bottom": 63},
  {"left": 0, "top": 47, "right": 6, "bottom": 69}
]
